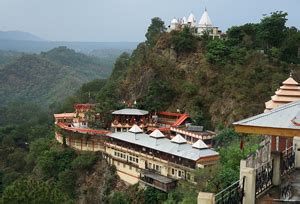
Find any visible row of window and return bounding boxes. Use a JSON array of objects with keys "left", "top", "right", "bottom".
[
  {"left": 148, "top": 162, "right": 161, "bottom": 173},
  {"left": 113, "top": 150, "right": 139, "bottom": 164},
  {"left": 171, "top": 168, "right": 191, "bottom": 180}
]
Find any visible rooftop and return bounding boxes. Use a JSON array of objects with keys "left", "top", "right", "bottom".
[
  {"left": 107, "top": 131, "right": 218, "bottom": 161},
  {"left": 112, "top": 108, "right": 149, "bottom": 116},
  {"left": 54, "top": 113, "right": 74, "bottom": 119},
  {"left": 234, "top": 100, "right": 300, "bottom": 132}
]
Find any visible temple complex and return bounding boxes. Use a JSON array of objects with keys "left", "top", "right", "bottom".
[
  {"left": 54, "top": 104, "right": 219, "bottom": 191},
  {"left": 168, "top": 8, "right": 222, "bottom": 39}
]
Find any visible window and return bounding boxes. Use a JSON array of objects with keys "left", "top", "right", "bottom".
[
  {"left": 156, "top": 165, "right": 159, "bottom": 171},
  {"left": 187, "top": 173, "right": 191, "bottom": 180},
  {"left": 172, "top": 168, "right": 175, "bottom": 175},
  {"left": 136, "top": 159, "right": 139, "bottom": 163},
  {"left": 149, "top": 163, "right": 152, "bottom": 169},
  {"left": 129, "top": 156, "right": 132, "bottom": 161},
  {"left": 117, "top": 128, "right": 121, "bottom": 132},
  {"left": 178, "top": 171, "right": 181, "bottom": 177}
]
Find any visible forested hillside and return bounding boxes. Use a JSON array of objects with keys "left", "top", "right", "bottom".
[
  {"left": 71, "top": 11, "right": 300, "bottom": 129},
  {"left": 0, "top": 47, "right": 112, "bottom": 106},
  {"left": 1, "top": 11, "right": 300, "bottom": 204}
]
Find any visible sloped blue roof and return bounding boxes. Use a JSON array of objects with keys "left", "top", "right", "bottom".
[{"left": 233, "top": 100, "right": 300, "bottom": 130}]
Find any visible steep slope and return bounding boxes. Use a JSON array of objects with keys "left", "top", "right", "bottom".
[
  {"left": 96, "top": 35, "right": 299, "bottom": 128},
  {"left": 0, "top": 47, "right": 111, "bottom": 106}
]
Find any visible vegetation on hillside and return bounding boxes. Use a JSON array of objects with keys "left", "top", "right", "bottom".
[
  {"left": 0, "top": 47, "right": 112, "bottom": 106},
  {"left": 70, "top": 11, "right": 300, "bottom": 129},
  {"left": 1, "top": 11, "right": 300, "bottom": 204}
]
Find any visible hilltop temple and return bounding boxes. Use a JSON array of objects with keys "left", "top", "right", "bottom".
[{"left": 168, "top": 8, "right": 222, "bottom": 39}]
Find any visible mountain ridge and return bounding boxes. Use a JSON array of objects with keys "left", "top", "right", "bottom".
[{"left": 0, "top": 30, "right": 44, "bottom": 41}]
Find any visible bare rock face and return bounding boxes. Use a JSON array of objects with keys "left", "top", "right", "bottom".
[{"left": 75, "top": 155, "right": 125, "bottom": 204}]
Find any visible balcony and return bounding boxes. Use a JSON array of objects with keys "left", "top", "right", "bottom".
[{"left": 139, "top": 169, "right": 177, "bottom": 192}]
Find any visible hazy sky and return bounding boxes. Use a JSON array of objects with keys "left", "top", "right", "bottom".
[{"left": 0, "top": 0, "right": 299, "bottom": 42}]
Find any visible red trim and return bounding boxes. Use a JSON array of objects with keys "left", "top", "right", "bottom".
[
  {"left": 74, "top": 104, "right": 95, "bottom": 110},
  {"left": 158, "top": 112, "right": 183, "bottom": 117},
  {"left": 172, "top": 114, "right": 190, "bottom": 127}
]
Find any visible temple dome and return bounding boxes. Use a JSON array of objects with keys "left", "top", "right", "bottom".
[
  {"left": 199, "top": 9, "right": 213, "bottom": 27},
  {"left": 265, "top": 75, "right": 300, "bottom": 112},
  {"left": 182, "top": 16, "right": 187, "bottom": 24},
  {"left": 187, "top": 13, "right": 196, "bottom": 23},
  {"left": 171, "top": 18, "right": 178, "bottom": 24}
]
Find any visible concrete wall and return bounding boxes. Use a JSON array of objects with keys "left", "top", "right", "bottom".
[{"left": 294, "top": 137, "right": 300, "bottom": 168}]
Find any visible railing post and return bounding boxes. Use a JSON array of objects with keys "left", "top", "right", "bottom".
[
  {"left": 271, "top": 151, "right": 282, "bottom": 186},
  {"left": 240, "top": 160, "right": 256, "bottom": 204},
  {"left": 293, "top": 137, "right": 300, "bottom": 168},
  {"left": 197, "top": 192, "right": 215, "bottom": 204}
]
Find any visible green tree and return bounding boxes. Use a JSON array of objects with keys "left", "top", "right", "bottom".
[
  {"left": 2, "top": 178, "right": 73, "bottom": 204},
  {"left": 145, "top": 17, "right": 166, "bottom": 47},
  {"left": 109, "top": 192, "right": 131, "bottom": 204},
  {"left": 258, "top": 11, "right": 288, "bottom": 49},
  {"left": 71, "top": 153, "right": 97, "bottom": 171},
  {"left": 206, "top": 39, "right": 230, "bottom": 65},
  {"left": 171, "top": 27, "right": 197, "bottom": 53}
]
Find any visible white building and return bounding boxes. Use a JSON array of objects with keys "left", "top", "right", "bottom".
[{"left": 168, "top": 8, "right": 222, "bottom": 39}]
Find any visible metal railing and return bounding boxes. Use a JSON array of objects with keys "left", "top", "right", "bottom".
[
  {"left": 281, "top": 146, "right": 295, "bottom": 176},
  {"left": 255, "top": 159, "right": 273, "bottom": 197},
  {"left": 215, "top": 177, "right": 245, "bottom": 204}
]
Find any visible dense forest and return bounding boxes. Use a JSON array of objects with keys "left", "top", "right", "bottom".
[
  {"left": 0, "top": 47, "right": 113, "bottom": 106},
  {"left": 0, "top": 11, "right": 300, "bottom": 203}
]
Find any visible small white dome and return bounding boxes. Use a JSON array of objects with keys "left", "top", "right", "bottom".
[
  {"left": 150, "top": 129, "right": 165, "bottom": 138},
  {"left": 199, "top": 9, "right": 213, "bottom": 27},
  {"left": 171, "top": 134, "right": 187, "bottom": 144},
  {"left": 192, "top": 139, "right": 208, "bottom": 149},
  {"left": 182, "top": 16, "right": 187, "bottom": 24},
  {"left": 187, "top": 13, "right": 196, "bottom": 23},
  {"left": 171, "top": 18, "right": 178, "bottom": 24},
  {"left": 129, "top": 124, "right": 143, "bottom": 134}
]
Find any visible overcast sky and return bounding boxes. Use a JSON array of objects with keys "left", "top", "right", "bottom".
[{"left": 0, "top": 0, "right": 299, "bottom": 42}]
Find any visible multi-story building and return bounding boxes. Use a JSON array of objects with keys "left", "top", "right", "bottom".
[{"left": 54, "top": 105, "right": 219, "bottom": 192}]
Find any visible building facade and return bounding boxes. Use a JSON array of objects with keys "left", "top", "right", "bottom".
[
  {"left": 168, "top": 8, "right": 222, "bottom": 39},
  {"left": 54, "top": 105, "right": 219, "bottom": 191}
]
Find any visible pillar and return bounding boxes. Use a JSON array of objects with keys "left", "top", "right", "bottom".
[
  {"left": 271, "top": 151, "right": 282, "bottom": 186},
  {"left": 240, "top": 160, "right": 256, "bottom": 204},
  {"left": 293, "top": 137, "right": 300, "bottom": 168},
  {"left": 197, "top": 192, "right": 215, "bottom": 204}
]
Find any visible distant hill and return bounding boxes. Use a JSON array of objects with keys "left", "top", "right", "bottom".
[
  {"left": 0, "top": 47, "right": 112, "bottom": 106},
  {"left": 0, "top": 31, "right": 44, "bottom": 41},
  {"left": 0, "top": 39, "right": 138, "bottom": 53}
]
